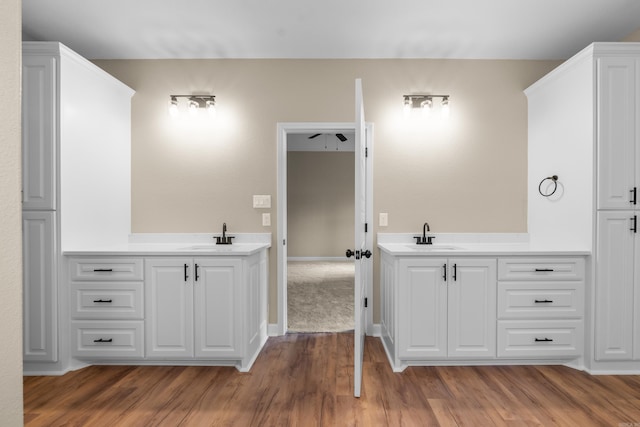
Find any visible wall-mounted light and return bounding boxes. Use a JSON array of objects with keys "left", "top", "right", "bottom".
[
  {"left": 403, "top": 94, "right": 450, "bottom": 118},
  {"left": 168, "top": 94, "right": 216, "bottom": 117}
]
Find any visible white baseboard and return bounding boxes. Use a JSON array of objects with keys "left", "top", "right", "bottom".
[
  {"left": 268, "top": 323, "right": 281, "bottom": 336},
  {"left": 287, "top": 257, "right": 351, "bottom": 262},
  {"left": 268, "top": 323, "right": 381, "bottom": 337}
]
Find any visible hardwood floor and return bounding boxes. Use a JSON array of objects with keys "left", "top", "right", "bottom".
[{"left": 24, "top": 333, "right": 640, "bottom": 426}]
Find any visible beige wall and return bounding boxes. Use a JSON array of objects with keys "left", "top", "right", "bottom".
[
  {"left": 94, "top": 58, "right": 560, "bottom": 323},
  {"left": 624, "top": 27, "right": 640, "bottom": 41},
  {"left": 0, "top": 0, "right": 24, "bottom": 424},
  {"left": 288, "top": 151, "right": 354, "bottom": 257}
]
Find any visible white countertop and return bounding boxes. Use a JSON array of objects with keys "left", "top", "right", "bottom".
[
  {"left": 63, "top": 233, "right": 271, "bottom": 256},
  {"left": 377, "top": 233, "right": 590, "bottom": 257}
]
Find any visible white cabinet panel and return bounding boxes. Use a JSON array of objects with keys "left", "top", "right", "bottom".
[
  {"left": 597, "top": 57, "right": 638, "bottom": 210},
  {"left": 23, "top": 211, "right": 57, "bottom": 362},
  {"left": 71, "top": 321, "right": 143, "bottom": 359},
  {"left": 497, "top": 320, "right": 582, "bottom": 358},
  {"left": 145, "top": 259, "right": 194, "bottom": 358},
  {"left": 194, "top": 259, "right": 241, "bottom": 358},
  {"left": 69, "top": 258, "right": 143, "bottom": 281},
  {"left": 595, "top": 211, "right": 636, "bottom": 360},
  {"left": 448, "top": 259, "right": 496, "bottom": 358},
  {"left": 398, "top": 258, "right": 447, "bottom": 359},
  {"left": 22, "top": 54, "right": 56, "bottom": 210},
  {"left": 70, "top": 282, "right": 143, "bottom": 320},
  {"left": 498, "top": 258, "right": 584, "bottom": 281},
  {"left": 497, "top": 282, "right": 584, "bottom": 319}
]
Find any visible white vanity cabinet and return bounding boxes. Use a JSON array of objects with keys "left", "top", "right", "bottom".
[
  {"left": 595, "top": 212, "right": 640, "bottom": 361},
  {"left": 496, "top": 258, "right": 585, "bottom": 359},
  {"left": 380, "top": 245, "right": 587, "bottom": 371},
  {"left": 145, "top": 257, "right": 242, "bottom": 359},
  {"left": 22, "top": 42, "right": 134, "bottom": 373},
  {"left": 381, "top": 251, "right": 497, "bottom": 370},
  {"left": 69, "top": 258, "right": 145, "bottom": 359},
  {"left": 526, "top": 42, "right": 640, "bottom": 372},
  {"left": 398, "top": 257, "right": 496, "bottom": 360},
  {"left": 67, "top": 250, "right": 268, "bottom": 372}
]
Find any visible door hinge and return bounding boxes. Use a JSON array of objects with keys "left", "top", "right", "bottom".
[
  {"left": 365, "top": 223, "right": 368, "bottom": 233},
  {"left": 364, "top": 297, "right": 368, "bottom": 308},
  {"left": 365, "top": 147, "right": 368, "bottom": 157},
  {"left": 283, "top": 239, "right": 286, "bottom": 245}
]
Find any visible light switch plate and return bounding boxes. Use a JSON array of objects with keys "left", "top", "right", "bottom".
[
  {"left": 379, "top": 213, "right": 388, "bottom": 227},
  {"left": 253, "top": 195, "right": 271, "bottom": 209},
  {"left": 262, "top": 213, "right": 271, "bottom": 226}
]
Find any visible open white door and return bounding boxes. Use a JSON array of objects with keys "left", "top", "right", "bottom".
[{"left": 353, "top": 78, "right": 369, "bottom": 397}]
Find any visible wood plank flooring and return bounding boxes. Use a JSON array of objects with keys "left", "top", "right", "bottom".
[{"left": 24, "top": 333, "right": 640, "bottom": 426}]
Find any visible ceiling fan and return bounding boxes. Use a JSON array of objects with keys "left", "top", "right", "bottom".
[{"left": 308, "top": 133, "right": 348, "bottom": 142}]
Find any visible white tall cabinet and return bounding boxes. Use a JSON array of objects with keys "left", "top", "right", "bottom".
[
  {"left": 22, "top": 42, "right": 134, "bottom": 373},
  {"left": 526, "top": 42, "right": 640, "bottom": 372}
]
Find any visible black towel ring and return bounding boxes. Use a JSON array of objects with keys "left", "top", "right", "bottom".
[{"left": 539, "top": 175, "right": 558, "bottom": 197}]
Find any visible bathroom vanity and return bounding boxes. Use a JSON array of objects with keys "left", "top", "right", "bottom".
[
  {"left": 378, "top": 235, "right": 588, "bottom": 372},
  {"left": 64, "top": 237, "right": 270, "bottom": 372}
]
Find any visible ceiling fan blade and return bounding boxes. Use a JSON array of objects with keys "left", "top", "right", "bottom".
[
  {"left": 336, "top": 133, "right": 347, "bottom": 142},
  {"left": 308, "top": 133, "right": 322, "bottom": 139}
]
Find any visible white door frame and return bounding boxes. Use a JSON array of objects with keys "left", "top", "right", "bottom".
[{"left": 276, "top": 122, "right": 374, "bottom": 336}]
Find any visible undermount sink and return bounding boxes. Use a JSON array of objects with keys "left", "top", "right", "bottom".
[
  {"left": 404, "top": 244, "right": 462, "bottom": 251},
  {"left": 178, "top": 245, "right": 232, "bottom": 251}
]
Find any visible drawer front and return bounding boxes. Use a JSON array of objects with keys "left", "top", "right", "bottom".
[
  {"left": 70, "top": 258, "right": 143, "bottom": 281},
  {"left": 71, "top": 321, "right": 144, "bottom": 359},
  {"left": 497, "top": 282, "right": 584, "bottom": 319},
  {"left": 498, "top": 258, "right": 584, "bottom": 281},
  {"left": 497, "top": 320, "right": 582, "bottom": 358},
  {"left": 71, "top": 282, "right": 143, "bottom": 320}
]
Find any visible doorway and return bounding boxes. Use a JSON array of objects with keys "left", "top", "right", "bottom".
[
  {"left": 276, "top": 122, "right": 373, "bottom": 336},
  {"left": 286, "top": 132, "right": 355, "bottom": 332}
]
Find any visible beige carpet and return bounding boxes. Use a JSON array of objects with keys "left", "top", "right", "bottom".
[{"left": 287, "top": 261, "right": 354, "bottom": 333}]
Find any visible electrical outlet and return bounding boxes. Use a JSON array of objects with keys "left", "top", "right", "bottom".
[
  {"left": 379, "top": 213, "right": 388, "bottom": 227},
  {"left": 262, "top": 213, "right": 271, "bottom": 226}
]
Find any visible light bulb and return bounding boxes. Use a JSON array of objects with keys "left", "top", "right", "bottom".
[
  {"left": 168, "top": 97, "right": 179, "bottom": 117},
  {"left": 403, "top": 97, "right": 412, "bottom": 115},
  {"left": 421, "top": 97, "right": 433, "bottom": 116},
  {"left": 206, "top": 99, "right": 216, "bottom": 117},
  {"left": 441, "top": 97, "right": 450, "bottom": 118},
  {"left": 187, "top": 98, "right": 199, "bottom": 115}
]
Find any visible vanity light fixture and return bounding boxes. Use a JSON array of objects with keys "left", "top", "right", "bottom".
[
  {"left": 168, "top": 94, "right": 216, "bottom": 117},
  {"left": 403, "top": 94, "right": 450, "bottom": 118}
]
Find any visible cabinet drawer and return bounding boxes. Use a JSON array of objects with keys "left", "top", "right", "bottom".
[
  {"left": 70, "top": 282, "right": 143, "bottom": 320},
  {"left": 71, "top": 321, "right": 143, "bottom": 359},
  {"left": 70, "top": 258, "right": 143, "bottom": 281},
  {"left": 497, "top": 320, "right": 582, "bottom": 358},
  {"left": 497, "top": 282, "right": 584, "bottom": 319},
  {"left": 498, "top": 258, "right": 584, "bottom": 281}
]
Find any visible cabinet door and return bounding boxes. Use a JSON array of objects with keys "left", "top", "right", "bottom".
[
  {"left": 22, "top": 54, "right": 57, "bottom": 210},
  {"left": 145, "top": 259, "right": 194, "bottom": 358},
  {"left": 194, "top": 258, "right": 241, "bottom": 358},
  {"left": 597, "top": 57, "right": 637, "bottom": 210},
  {"left": 23, "top": 211, "right": 57, "bottom": 362},
  {"left": 448, "top": 259, "right": 497, "bottom": 358},
  {"left": 595, "top": 211, "right": 635, "bottom": 360},
  {"left": 398, "top": 258, "right": 447, "bottom": 359}
]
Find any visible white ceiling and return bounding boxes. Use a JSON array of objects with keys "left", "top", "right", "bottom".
[{"left": 22, "top": 0, "right": 640, "bottom": 60}]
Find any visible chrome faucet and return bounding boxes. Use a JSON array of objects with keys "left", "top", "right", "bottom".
[
  {"left": 215, "top": 222, "right": 235, "bottom": 245},
  {"left": 414, "top": 222, "right": 435, "bottom": 245}
]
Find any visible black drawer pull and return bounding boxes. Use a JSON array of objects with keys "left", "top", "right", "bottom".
[
  {"left": 93, "top": 268, "right": 113, "bottom": 272},
  {"left": 93, "top": 338, "right": 113, "bottom": 343},
  {"left": 534, "top": 299, "right": 553, "bottom": 304},
  {"left": 534, "top": 268, "right": 554, "bottom": 272},
  {"left": 534, "top": 338, "right": 553, "bottom": 343},
  {"left": 93, "top": 299, "right": 113, "bottom": 303}
]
